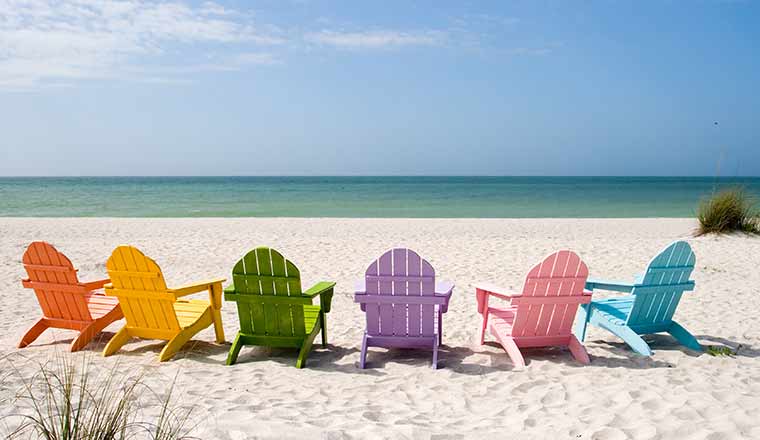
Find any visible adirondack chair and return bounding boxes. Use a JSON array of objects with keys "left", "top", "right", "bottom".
[
  {"left": 354, "top": 248, "right": 454, "bottom": 369},
  {"left": 574, "top": 241, "right": 701, "bottom": 356},
  {"left": 475, "top": 250, "right": 592, "bottom": 367},
  {"left": 224, "top": 247, "right": 335, "bottom": 368},
  {"left": 102, "top": 245, "right": 225, "bottom": 361},
  {"left": 18, "top": 241, "right": 123, "bottom": 351}
]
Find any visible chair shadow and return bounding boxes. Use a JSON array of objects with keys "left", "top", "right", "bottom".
[
  {"left": 584, "top": 333, "right": 702, "bottom": 358},
  {"left": 22, "top": 332, "right": 755, "bottom": 372},
  {"left": 213, "top": 343, "right": 379, "bottom": 375},
  {"left": 586, "top": 333, "right": 760, "bottom": 361},
  {"left": 64, "top": 331, "right": 231, "bottom": 363},
  {"left": 357, "top": 342, "right": 516, "bottom": 374}
]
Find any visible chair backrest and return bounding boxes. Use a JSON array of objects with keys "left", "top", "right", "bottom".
[
  {"left": 510, "top": 250, "right": 589, "bottom": 338},
  {"left": 362, "top": 248, "right": 441, "bottom": 338},
  {"left": 22, "top": 241, "right": 92, "bottom": 322},
  {"left": 626, "top": 241, "right": 695, "bottom": 328},
  {"left": 230, "top": 247, "right": 310, "bottom": 337},
  {"left": 105, "top": 246, "right": 180, "bottom": 332}
]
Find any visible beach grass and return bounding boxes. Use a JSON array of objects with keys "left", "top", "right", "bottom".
[
  {"left": 696, "top": 188, "right": 760, "bottom": 235},
  {"left": 3, "top": 354, "right": 196, "bottom": 440}
]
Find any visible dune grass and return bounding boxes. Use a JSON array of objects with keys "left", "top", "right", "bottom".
[
  {"left": 696, "top": 188, "right": 760, "bottom": 236},
  {"left": 2, "top": 353, "right": 196, "bottom": 440}
]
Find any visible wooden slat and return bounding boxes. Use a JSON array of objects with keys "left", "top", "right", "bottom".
[
  {"left": 270, "top": 249, "right": 293, "bottom": 336},
  {"left": 22, "top": 281, "right": 86, "bottom": 293},
  {"left": 420, "top": 257, "right": 436, "bottom": 337},
  {"left": 106, "top": 270, "right": 161, "bottom": 278},
  {"left": 407, "top": 250, "right": 422, "bottom": 337},
  {"left": 556, "top": 252, "right": 587, "bottom": 336},
  {"left": 23, "top": 264, "right": 77, "bottom": 272},
  {"left": 365, "top": 275, "right": 434, "bottom": 283},
  {"left": 256, "top": 248, "right": 278, "bottom": 335},
  {"left": 286, "top": 259, "right": 305, "bottom": 336},
  {"left": 533, "top": 251, "right": 566, "bottom": 337},
  {"left": 365, "top": 260, "right": 381, "bottom": 336},
  {"left": 355, "top": 294, "right": 448, "bottom": 305},
  {"left": 392, "top": 248, "right": 408, "bottom": 336},
  {"left": 226, "top": 293, "right": 310, "bottom": 305},
  {"left": 236, "top": 303, "right": 253, "bottom": 334},
  {"left": 377, "top": 250, "right": 394, "bottom": 336}
]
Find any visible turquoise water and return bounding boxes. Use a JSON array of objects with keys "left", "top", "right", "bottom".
[{"left": 0, "top": 177, "right": 758, "bottom": 218}]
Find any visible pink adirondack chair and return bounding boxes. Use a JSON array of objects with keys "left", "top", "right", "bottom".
[
  {"left": 475, "top": 250, "right": 592, "bottom": 367},
  {"left": 355, "top": 248, "right": 454, "bottom": 369},
  {"left": 18, "top": 241, "right": 123, "bottom": 351}
]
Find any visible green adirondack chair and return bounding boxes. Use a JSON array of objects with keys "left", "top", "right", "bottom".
[{"left": 224, "top": 247, "right": 335, "bottom": 368}]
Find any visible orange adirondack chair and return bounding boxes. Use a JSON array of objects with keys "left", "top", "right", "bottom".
[{"left": 19, "top": 241, "right": 123, "bottom": 351}]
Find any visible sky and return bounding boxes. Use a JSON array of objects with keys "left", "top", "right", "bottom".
[{"left": 0, "top": 0, "right": 758, "bottom": 176}]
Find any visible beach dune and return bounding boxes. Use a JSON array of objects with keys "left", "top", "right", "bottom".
[{"left": 1, "top": 218, "right": 758, "bottom": 439}]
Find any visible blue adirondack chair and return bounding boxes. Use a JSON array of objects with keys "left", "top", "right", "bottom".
[{"left": 574, "top": 241, "right": 702, "bottom": 355}]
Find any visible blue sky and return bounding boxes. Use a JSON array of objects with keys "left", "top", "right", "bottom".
[{"left": 0, "top": 0, "right": 758, "bottom": 176}]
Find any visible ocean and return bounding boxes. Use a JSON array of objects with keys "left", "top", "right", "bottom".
[{"left": 0, "top": 177, "right": 758, "bottom": 218}]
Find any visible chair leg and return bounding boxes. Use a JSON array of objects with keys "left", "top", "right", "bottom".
[
  {"left": 568, "top": 334, "right": 591, "bottom": 365},
  {"left": 296, "top": 320, "right": 320, "bottom": 369},
  {"left": 438, "top": 312, "right": 443, "bottom": 346},
  {"left": 103, "top": 327, "right": 131, "bottom": 357},
  {"left": 159, "top": 330, "right": 195, "bottom": 362},
  {"left": 18, "top": 318, "right": 48, "bottom": 349},
  {"left": 668, "top": 321, "right": 702, "bottom": 352},
  {"left": 574, "top": 303, "right": 590, "bottom": 341},
  {"left": 226, "top": 333, "right": 244, "bottom": 366},
  {"left": 600, "top": 322, "right": 653, "bottom": 356},
  {"left": 70, "top": 307, "right": 123, "bottom": 352},
  {"left": 320, "top": 311, "right": 328, "bottom": 347},
  {"left": 359, "top": 333, "right": 369, "bottom": 369},
  {"left": 211, "top": 307, "right": 225, "bottom": 343},
  {"left": 493, "top": 331, "right": 525, "bottom": 368},
  {"left": 432, "top": 337, "right": 439, "bottom": 369},
  {"left": 479, "top": 313, "right": 489, "bottom": 345}
]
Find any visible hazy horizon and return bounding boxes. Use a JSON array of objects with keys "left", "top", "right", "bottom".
[{"left": 2, "top": 175, "right": 760, "bottom": 178}]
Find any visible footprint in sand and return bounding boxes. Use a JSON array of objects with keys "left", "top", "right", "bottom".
[
  {"left": 540, "top": 389, "right": 568, "bottom": 407},
  {"left": 590, "top": 427, "right": 627, "bottom": 440}
]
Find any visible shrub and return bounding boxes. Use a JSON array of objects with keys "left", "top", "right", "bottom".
[
  {"left": 3, "top": 354, "right": 196, "bottom": 440},
  {"left": 696, "top": 188, "right": 760, "bottom": 235}
]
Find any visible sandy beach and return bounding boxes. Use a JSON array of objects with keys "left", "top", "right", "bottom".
[{"left": 1, "top": 218, "right": 758, "bottom": 439}]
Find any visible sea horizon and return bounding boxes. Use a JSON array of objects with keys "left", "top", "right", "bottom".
[{"left": 1, "top": 176, "right": 758, "bottom": 218}]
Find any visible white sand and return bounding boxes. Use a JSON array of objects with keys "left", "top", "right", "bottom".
[{"left": 1, "top": 218, "right": 759, "bottom": 439}]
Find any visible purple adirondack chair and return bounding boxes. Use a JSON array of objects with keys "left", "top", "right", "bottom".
[{"left": 355, "top": 248, "right": 454, "bottom": 369}]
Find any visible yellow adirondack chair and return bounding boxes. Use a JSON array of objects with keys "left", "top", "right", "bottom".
[{"left": 102, "top": 245, "right": 225, "bottom": 361}]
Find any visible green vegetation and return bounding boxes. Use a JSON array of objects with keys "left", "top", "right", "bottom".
[
  {"left": 706, "top": 345, "right": 741, "bottom": 357},
  {"left": 2, "top": 354, "right": 196, "bottom": 440},
  {"left": 696, "top": 188, "right": 760, "bottom": 235}
]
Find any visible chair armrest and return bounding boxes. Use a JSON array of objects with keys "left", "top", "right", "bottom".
[
  {"left": 223, "top": 284, "right": 237, "bottom": 302},
  {"left": 354, "top": 279, "right": 367, "bottom": 311},
  {"left": 81, "top": 278, "right": 110, "bottom": 291},
  {"left": 169, "top": 278, "right": 227, "bottom": 296},
  {"left": 474, "top": 283, "right": 521, "bottom": 301},
  {"left": 169, "top": 278, "right": 226, "bottom": 309},
  {"left": 435, "top": 281, "right": 454, "bottom": 313},
  {"left": 585, "top": 278, "right": 635, "bottom": 293},
  {"left": 304, "top": 281, "right": 336, "bottom": 313},
  {"left": 355, "top": 279, "right": 366, "bottom": 295},
  {"left": 475, "top": 283, "right": 521, "bottom": 315}
]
